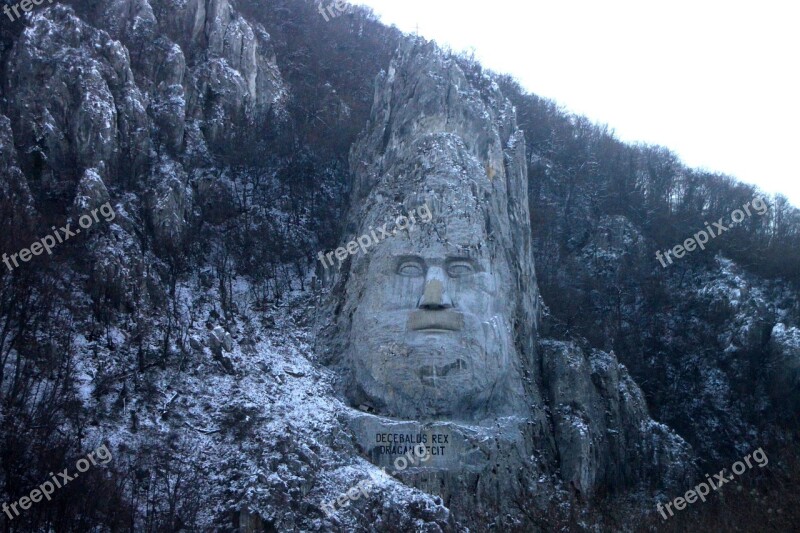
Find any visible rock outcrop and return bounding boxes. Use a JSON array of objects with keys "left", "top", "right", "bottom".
[
  {"left": 541, "top": 339, "right": 693, "bottom": 495},
  {"left": 318, "top": 39, "right": 695, "bottom": 527},
  {"left": 769, "top": 323, "right": 800, "bottom": 413},
  {"left": 2, "top": 1, "right": 285, "bottom": 254},
  {"left": 3, "top": 2, "right": 795, "bottom": 530},
  {"left": 4, "top": 5, "right": 150, "bottom": 196}
]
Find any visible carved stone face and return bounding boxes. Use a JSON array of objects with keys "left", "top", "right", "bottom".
[{"left": 345, "top": 203, "right": 525, "bottom": 421}]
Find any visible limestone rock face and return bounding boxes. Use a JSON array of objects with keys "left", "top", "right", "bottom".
[
  {"left": 333, "top": 40, "right": 543, "bottom": 424},
  {"left": 541, "top": 340, "right": 694, "bottom": 495},
  {"left": 4, "top": 5, "right": 150, "bottom": 193},
  {"left": 768, "top": 323, "right": 800, "bottom": 413},
  {"left": 3, "top": 0, "right": 286, "bottom": 253},
  {"left": 316, "top": 41, "right": 557, "bottom": 524},
  {"left": 318, "top": 40, "right": 695, "bottom": 523},
  {"left": 147, "top": 156, "right": 193, "bottom": 250},
  {"left": 100, "top": 0, "right": 286, "bottom": 151},
  {"left": 0, "top": 115, "right": 36, "bottom": 230},
  {"left": 72, "top": 168, "right": 111, "bottom": 216},
  {"left": 210, "top": 325, "right": 234, "bottom": 353},
  {"left": 4, "top": 0, "right": 284, "bottom": 190}
]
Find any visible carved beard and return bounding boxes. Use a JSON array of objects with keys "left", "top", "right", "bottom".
[{"left": 346, "top": 322, "right": 521, "bottom": 421}]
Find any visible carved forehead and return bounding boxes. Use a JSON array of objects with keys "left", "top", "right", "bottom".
[
  {"left": 375, "top": 239, "right": 488, "bottom": 260},
  {"left": 392, "top": 252, "right": 483, "bottom": 263}
]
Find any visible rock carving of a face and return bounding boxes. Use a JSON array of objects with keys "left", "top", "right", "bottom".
[{"left": 344, "top": 196, "right": 524, "bottom": 421}]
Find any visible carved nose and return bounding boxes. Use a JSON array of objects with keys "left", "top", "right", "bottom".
[{"left": 417, "top": 268, "right": 453, "bottom": 309}]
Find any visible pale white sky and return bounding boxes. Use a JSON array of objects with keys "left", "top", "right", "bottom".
[{"left": 351, "top": 0, "right": 800, "bottom": 206}]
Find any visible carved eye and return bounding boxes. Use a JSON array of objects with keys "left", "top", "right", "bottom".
[
  {"left": 447, "top": 261, "right": 474, "bottom": 277},
  {"left": 397, "top": 261, "right": 425, "bottom": 277}
]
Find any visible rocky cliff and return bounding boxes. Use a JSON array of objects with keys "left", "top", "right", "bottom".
[
  {"left": 0, "top": 1, "right": 797, "bottom": 531},
  {"left": 315, "top": 39, "right": 694, "bottom": 528}
]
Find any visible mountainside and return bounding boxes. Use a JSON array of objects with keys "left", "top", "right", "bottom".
[{"left": 1, "top": 1, "right": 798, "bottom": 531}]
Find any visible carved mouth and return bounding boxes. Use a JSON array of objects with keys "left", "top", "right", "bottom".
[
  {"left": 419, "top": 359, "right": 468, "bottom": 384},
  {"left": 408, "top": 310, "right": 464, "bottom": 332}
]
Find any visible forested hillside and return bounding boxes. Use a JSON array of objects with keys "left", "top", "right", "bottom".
[{"left": 0, "top": 0, "right": 797, "bottom": 530}]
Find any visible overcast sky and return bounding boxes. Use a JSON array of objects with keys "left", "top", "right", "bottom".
[{"left": 350, "top": 0, "right": 799, "bottom": 206}]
